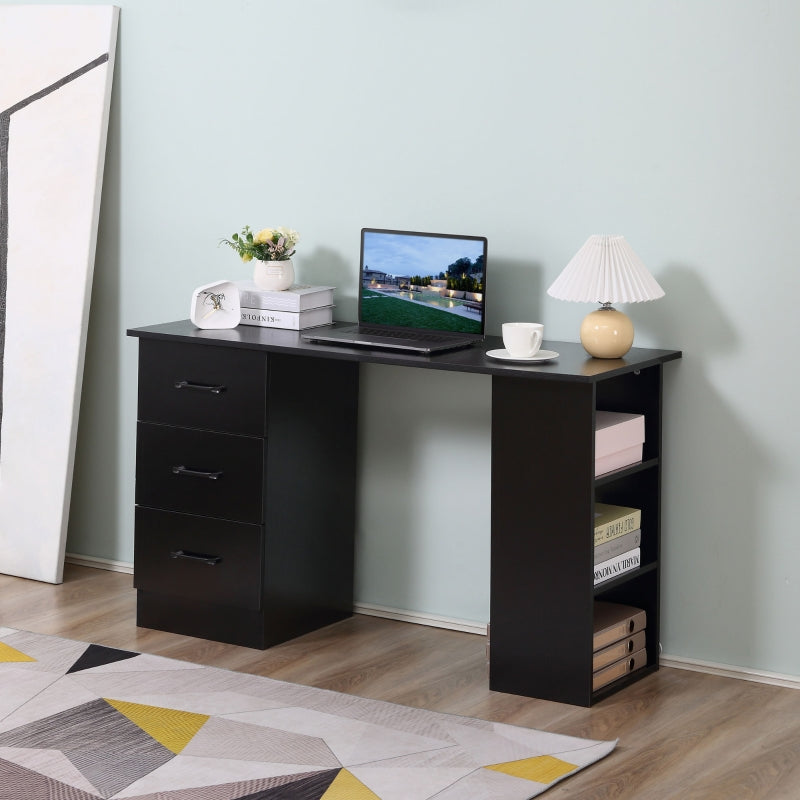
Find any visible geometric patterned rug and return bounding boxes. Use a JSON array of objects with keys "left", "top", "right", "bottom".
[{"left": 0, "top": 628, "right": 616, "bottom": 800}]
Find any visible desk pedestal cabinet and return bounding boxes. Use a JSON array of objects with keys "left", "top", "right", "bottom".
[
  {"left": 133, "top": 338, "right": 359, "bottom": 649},
  {"left": 129, "top": 322, "right": 680, "bottom": 706}
]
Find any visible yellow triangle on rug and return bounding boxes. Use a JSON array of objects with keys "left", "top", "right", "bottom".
[
  {"left": 0, "top": 641, "right": 35, "bottom": 663},
  {"left": 104, "top": 698, "right": 210, "bottom": 754},
  {"left": 322, "top": 768, "right": 382, "bottom": 799},
  {"left": 487, "top": 754, "right": 578, "bottom": 784}
]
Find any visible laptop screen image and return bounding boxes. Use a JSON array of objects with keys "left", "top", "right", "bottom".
[{"left": 359, "top": 228, "right": 487, "bottom": 337}]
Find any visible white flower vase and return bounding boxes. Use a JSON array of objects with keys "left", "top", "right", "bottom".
[{"left": 253, "top": 258, "right": 294, "bottom": 291}]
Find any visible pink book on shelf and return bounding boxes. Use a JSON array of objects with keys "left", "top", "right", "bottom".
[{"left": 595, "top": 411, "right": 645, "bottom": 476}]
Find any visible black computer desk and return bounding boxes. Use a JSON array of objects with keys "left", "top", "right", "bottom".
[{"left": 128, "top": 320, "right": 681, "bottom": 706}]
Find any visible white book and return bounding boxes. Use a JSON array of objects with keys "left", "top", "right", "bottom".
[
  {"left": 236, "top": 280, "right": 335, "bottom": 312},
  {"left": 239, "top": 305, "right": 334, "bottom": 330},
  {"left": 593, "top": 547, "right": 641, "bottom": 586}
]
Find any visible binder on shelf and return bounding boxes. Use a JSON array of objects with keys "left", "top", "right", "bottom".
[
  {"left": 593, "top": 629, "right": 647, "bottom": 672},
  {"left": 236, "top": 281, "right": 336, "bottom": 312},
  {"left": 593, "top": 601, "right": 646, "bottom": 651},
  {"left": 595, "top": 410, "right": 645, "bottom": 476},
  {"left": 239, "top": 305, "right": 334, "bottom": 330},
  {"left": 593, "top": 647, "right": 648, "bottom": 691}
]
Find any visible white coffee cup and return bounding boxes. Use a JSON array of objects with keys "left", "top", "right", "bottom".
[{"left": 502, "top": 322, "right": 544, "bottom": 358}]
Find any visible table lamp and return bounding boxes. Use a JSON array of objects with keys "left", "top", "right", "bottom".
[{"left": 547, "top": 234, "right": 665, "bottom": 358}]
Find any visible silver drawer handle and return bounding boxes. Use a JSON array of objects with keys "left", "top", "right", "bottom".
[
  {"left": 171, "top": 465, "right": 224, "bottom": 480},
  {"left": 174, "top": 379, "right": 226, "bottom": 394},
  {"left": 170, "top": 549, "right": 222, "bottom": 566}
]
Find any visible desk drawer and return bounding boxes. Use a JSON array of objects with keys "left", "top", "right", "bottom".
[
  {"left": 137, "top": 339, "right": 267, "bottom": 435},
  {"left": 136, "top": 422, "right": 264, "bottom": 523},
  {"left": 134, "top": 507, "right": 262, "bottom": 610}
]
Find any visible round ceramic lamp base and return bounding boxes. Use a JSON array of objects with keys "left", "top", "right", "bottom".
[{"left": 579, "top": 306, "right": 634, "bottom": 359}]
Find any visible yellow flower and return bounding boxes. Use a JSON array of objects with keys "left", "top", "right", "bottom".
[
  {"left": 241, "top": 253, "right": 253, "bottom": 262},
  {"left": 253, "top": 228, "right": 273, "bottom": 245}
]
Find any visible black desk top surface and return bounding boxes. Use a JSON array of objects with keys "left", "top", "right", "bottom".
[{"left": 128, "top": 320, "right": 682, "bottom": 383}]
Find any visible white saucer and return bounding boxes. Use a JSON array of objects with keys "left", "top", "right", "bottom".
[{"left": 486, "top": 348, "right": 559, "bottom": 363}]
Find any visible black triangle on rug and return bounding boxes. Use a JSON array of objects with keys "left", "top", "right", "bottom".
[{"left": 66, "top": 644, "right": 139, "bottom": 674}]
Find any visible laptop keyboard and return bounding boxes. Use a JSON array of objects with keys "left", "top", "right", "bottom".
[{"left": 357, "top": 327, "right": 454, "bottom": 343}]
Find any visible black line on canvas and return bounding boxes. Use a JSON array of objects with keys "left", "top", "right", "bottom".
[{"left": 0, "top": 53, "right": 110, "bottom": 457}]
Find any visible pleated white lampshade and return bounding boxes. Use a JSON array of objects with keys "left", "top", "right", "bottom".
[
  {"left": 547, "top": 235, "right": 665, "bottom": 359},
  {"left": 547, "top": 235, "right": 664, "bottom": 304}
]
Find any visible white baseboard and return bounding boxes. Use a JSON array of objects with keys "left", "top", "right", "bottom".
[
  {"left": 63, "top": 557, "right": 486, "bottom": 636},
  {"left": 65, "top": 553, "right": 134, "bottom": 575},
  {"left": 59, "top": 558, "right": 800, "bottom": 690},
  {"left": 353, "top": 602, "right": 487, "bottom": 636},
  {"left": 355, "top": 610, "right": 800, "bottom": 690},
  {"left": 660, "top": 653, "right": 800, "bottom": 691}
]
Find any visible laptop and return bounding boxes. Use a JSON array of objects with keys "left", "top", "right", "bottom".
[{"left": 302, "top": 228, "right": 488, "bottom": 354}]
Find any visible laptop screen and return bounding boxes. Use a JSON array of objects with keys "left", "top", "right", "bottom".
[{"left": 359, "top": 228, "right": 488, "bottom": 336}]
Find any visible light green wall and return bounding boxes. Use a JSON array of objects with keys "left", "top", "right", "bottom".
[{"left": 59, "top": 0, "right": 799, "bottom": 677}]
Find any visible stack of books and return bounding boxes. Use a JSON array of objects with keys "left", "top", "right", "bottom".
[
  {"left": 592, "top": 601, "right": 648, "bottom": 691},
  {"left": 595, "top": 410, "right": 645, "bottom": 476},
  {"left": 236, "top": 281, "right": 335, "bottom": 330},
  {"left": 594, "top": 502, "right": 641, "bottom": 586}
]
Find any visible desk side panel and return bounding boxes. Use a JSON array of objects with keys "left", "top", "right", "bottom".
[
  {"left": 262, "top": 354, "right": 359, "bottom": 644},
  {"left": 490, "top": 376, "right": 595, "bottom": 705}
]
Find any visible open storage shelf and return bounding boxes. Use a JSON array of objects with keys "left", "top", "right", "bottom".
[{"left": 490, "top": 358, "right": 675, "bottom": 706}]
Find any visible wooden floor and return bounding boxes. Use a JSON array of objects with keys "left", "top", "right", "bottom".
[{"left": 2, "top": 564, "right": 800, "bottom": 799}]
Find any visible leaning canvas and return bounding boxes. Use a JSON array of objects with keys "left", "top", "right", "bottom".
[{"left": 0, "top": 6, "right": 119, "bottom": 582}]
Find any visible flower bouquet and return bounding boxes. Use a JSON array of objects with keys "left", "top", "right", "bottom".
[
  {"left": 221, "top": 225, "right": 301, "bottom": 290},
  {"left": 220, "top": 225, "right": 300, "bottom": 262}
]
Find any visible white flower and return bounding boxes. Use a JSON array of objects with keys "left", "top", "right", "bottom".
[{"left": 276, "top": 226, "right": 299, "bottom": 246}]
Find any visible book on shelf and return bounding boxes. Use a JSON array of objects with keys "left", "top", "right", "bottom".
[
  {"left": 236, "top": 281, "right": 335, "bottom": 312},
  {"left": 594, "top": 503, "right": 641, "bottom": 546},
  {"left": 592, "top": 629, "right": 647, "bottom": 672},
  {"left": 593, "top": 601, "right": 646, "bottom": 651},
  {"left": 596, "top": 446, "right": 643, "bottom": 476},
  {"left": 592, "top": 647, "right": 648, "bottom": 691},
  {"left": 594, "top": 547, "right": 640, "bottom": 586},
  {"left": 594, "top": 528, "right": 641, "bottom": 565},
  {"left": 239, "top": 305, "right": 334, "bottom": 330},
  {"left": 595, "top": 410, "right": 645, "bottom": 476}
]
